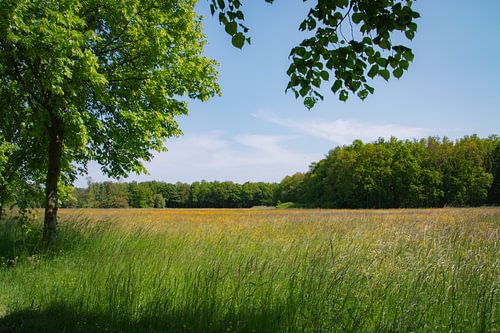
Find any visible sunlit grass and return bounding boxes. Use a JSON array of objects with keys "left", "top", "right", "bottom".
[{"left": 0, "top": 208, "right": 498, "bottom": 332}]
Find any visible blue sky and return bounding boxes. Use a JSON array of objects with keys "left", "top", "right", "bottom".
[{"left": 76, "top": 0, "right": 500, "bottom": 187}]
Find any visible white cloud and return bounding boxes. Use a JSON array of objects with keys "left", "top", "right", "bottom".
[
  {"left": 75, "top": 131, "right": 320, "bottom": 187},
  {"left": 159, "top": 132, "right": 318, "bottom": 171},
  {"left": 253, "top": 110, "right": 431, "bottom": 145}
]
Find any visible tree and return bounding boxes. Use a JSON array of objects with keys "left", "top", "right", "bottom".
[
  {"left": 171, "top": 182, "right": 191, "bottom": 208},
  {"left": 0, "top": 136, "right": 13, "bottom": 219},
  {"left": 128, "top": 182, "right": 154, "bottom": 208},
  {"left": 487, "top": 138, "right": 500, "bottom": 205},
  {"left": 241, "top": 182, "right": 261, "bottom": 207},
  {"left": 97, "top": 182, "right": 129, "bottom": 208},
  {"left": 0, "top": 0, "right": 220, "bottom": 243},
  {"left": 210, "top": 0, "right": 420, "bottom": 108},
  {"left": 153, "top": 193, "right": 166, "bottom": 209},
  {"left": 447, "top": 136, "right": 493, "bottom": 206},
  {"left": 278, "top": 173, "right": 306, "bottom": 204}
]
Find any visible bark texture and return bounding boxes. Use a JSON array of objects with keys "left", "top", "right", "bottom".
[{"left": 43, "top": 112, "right": 64, "bottom": 245}]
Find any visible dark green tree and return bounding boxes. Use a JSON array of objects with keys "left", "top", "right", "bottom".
[
  {"left": 278, "top": 173, "right": 306, "bottom": 204},
  {"left": 295, "top": 136, "right": 497, "bottom": 209},
  {"left": 487, "top": 138, "right": 500, "bottom": 205}
]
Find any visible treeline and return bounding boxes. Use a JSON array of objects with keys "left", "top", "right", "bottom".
[
  {"left": 63, "top": 135, "right": 499, "bottom": 209},
  {"left": 282, "top": 135, "right": 499, "bottom": 208},
  {"left": 66, "top": 181, "right": 279, "bottom": 208}
]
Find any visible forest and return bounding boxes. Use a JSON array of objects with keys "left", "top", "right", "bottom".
[{"left": 63, "top": 135, "right": 499, "bottom": 209}]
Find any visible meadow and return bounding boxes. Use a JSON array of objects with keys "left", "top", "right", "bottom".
[{"left": 0, "top": 208, "right": 498, "bottom": 332}]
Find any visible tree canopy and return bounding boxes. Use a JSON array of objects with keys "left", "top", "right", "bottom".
[{"left": 1, "top": 0, "right": 220, "bottom": 177}]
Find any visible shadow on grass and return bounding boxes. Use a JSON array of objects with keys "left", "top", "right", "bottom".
[
  {"left": 0, "top": 218, "right": 43, "bottom": 263},
  {"left": 0, "top": 302, "right": 288, "bottom": 333},
  {"left": 0, "top": 217, "right": 102, "bottom": 266}
]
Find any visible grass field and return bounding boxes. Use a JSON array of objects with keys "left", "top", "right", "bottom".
[{"left": 0, "top": 208, "right": 499, "bottom": 332}]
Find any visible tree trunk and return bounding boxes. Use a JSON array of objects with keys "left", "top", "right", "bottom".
[{"left": 43, "top": 113, "right": 64, "bottom": 245}]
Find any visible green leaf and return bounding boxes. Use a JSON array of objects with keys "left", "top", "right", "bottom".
[
  {"left": 218, "top": 12, "right": 228, "bottom": 24},
  {"left": 379, "top": 39, "right": 390, "bottom": 50},
  {"left": 339, "top": 90, "right": 349, "bottom": 102},
  {"left": 393, "top": 68, "right": 403, "bottom": 79},
  {"left": 389, "top": 57, "right": 398, "bottom": 69},
  {"left": 304, "top": 97, "right": 316, "bottom": 109},
  {"left": 299, "top": 86, "right": 309, "bottom": 97},
  {"left": 308, "top": 18, "right": 317, "bottom": 30},
  {"left": 231, "top": 32, "right": 245, "bottom": 49},
  {"left": 379, "top": 69, "right": 390, "bottom": 81},
  {"left": 376, "top": 58, "right": 387, "bottom": 67},
  {"left": 225, "top": 21, "right": 237, "bottom": 35},
  {"left": 320, "top": 71, "right": 329, "bottom": 81},
  {"left": 332, "top": 79, "right": 342, "bottom": 93},
  {"left": 299, "top": 20, "right": 307, "bottom": 31},
  {"left": 357, "top": 89, "right": 369, "bottom": 100},
  {"left": 364, "top": 84, "right": 375, "bottom": 94},
  {"left": 351, "top": 80, "right": 361, "bottom": 92},
  {"left": 367, "top": 65, "right": 378, "bottom": 79},
  {"left": 403, "top": 51, "right": 414, "bottom": 62},
  {"left": 294, "top": 47, "right": 306, "bottom": 57},
  {"left": 352, "top": 12, "right": 364, "bottom": 24},
  {"left": 297, "top": 64, "right": 307, "bottom": 75}
]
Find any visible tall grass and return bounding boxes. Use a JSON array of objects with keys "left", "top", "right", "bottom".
[{"left": 0, "top": 208, "right": 498, "bottom": 332}]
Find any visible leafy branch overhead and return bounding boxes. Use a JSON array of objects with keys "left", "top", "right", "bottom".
[{"left": 210, "top": 0, "right": 420, "bottom": 108}]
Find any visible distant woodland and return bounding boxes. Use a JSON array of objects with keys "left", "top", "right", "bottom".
[{"left": 63, "top": 135, "right": 499, "bottom": 209}]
